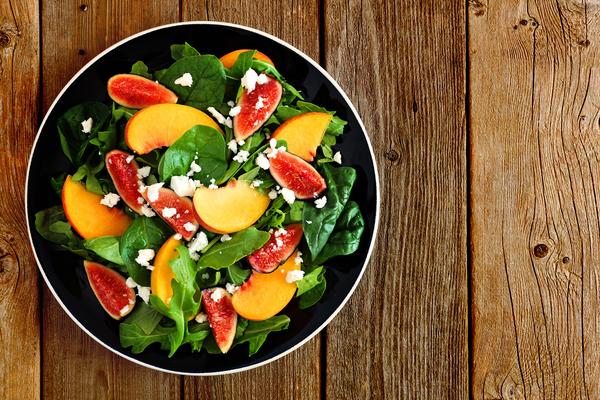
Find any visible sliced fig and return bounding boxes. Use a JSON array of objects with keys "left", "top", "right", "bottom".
[
  {"left": 106, "top": 149, "right": 144, "bottom": 214},
  {"left": 233, "top": 75, "right": 282, "bottom": 141},
  {"left": 84, "top": 260, "right": 136, "bottom": 320},
  {"left": 202, "top": 288, "right": 237, "bottom": 353},
  {"left": 108, "top": 74, "right": 178, "bottom": 109},
  {"left": 247, "top": 224, "right": 303, "bottom": 273},
  {"left": 269, "top": 151, "right": 327, "bottom": 199},
  {"left": 143, "top": 187, "right": 199, "bottom": 240}
]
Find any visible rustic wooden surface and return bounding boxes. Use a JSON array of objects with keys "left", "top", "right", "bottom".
[{"left": 5, "top": 0, "right": 600, "bottom": 398}]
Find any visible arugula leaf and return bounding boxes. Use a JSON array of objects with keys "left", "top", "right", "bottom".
[
  {"left": 228, "top": 50, "right": 256, "bottom": 79},
  {"left": 226, "top": 263, "right": 251, "bottom": 285},
  {"left": 119, "top": 322, "right": 173, "bottom": 353},
  {"left": 197, "top": 227, "right": 270, "bottom": 269},
  {"left": 235, "top": 315, "right": 291, "bottom": 356},
  {"left": 122, "top": 302, "right": 163, "bottom": 335},
  {"left": 71, "top": 153, "right": 105, "bottom": 195},
  {"left": 130, "top": 61, "right": 152, "bottom": 79},
  {"left": 217, "top": 132, "right": 266, "bottom": 184},
  {"left": 250, "top": 60, "right": 303, "bottom": 102},
  {"left": 34, "top": 206, "right": 93, "bottom": 258},
  {"left": 159, "top": 55, "right": 226, "bottom": 110},
  {"left": 120, "top": 217, "right": 171, "bottom": 286},
  {"left": 312, "top": 201, "right": 364, "bottom": 265},
  {"left": 255, "top": 196, "right": 287, "bottom": 230},
  {"left": 184, "top": 322, "right": 210, "bottom": 352},
  {"left": 303, "top": 165, "right": 356, "bottom": 258},
  {"left": 57, "top": 102, "right": 111, "bottom": 166},
  {"left": 50, "top": 173, "right": 67, "bottom": 198},
  {"left": 83, "top": 236, "right": 124, "bottom": 265},
  {"left": 170, "top": 42, "right": 201, "bottom": 60},
  {"left": 158, "top": 125, "right": 227, "bottom": 185},
  {"left": 296, "top": 266, "right": 324, "bottom": 297},
  {"left": 285, "top": 201, "right": 304, "bottom": 224}
]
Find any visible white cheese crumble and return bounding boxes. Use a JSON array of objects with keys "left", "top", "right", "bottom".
[
  {"left": 256, "top": 153, "right": 270, "bottom": 170},
  {"left": 188, "top": 231, "right": 209, "bottom": 260},
  {"left": 333, "top": 151, "right": 342, "bottom": 164},
  {"left": 256, "top": 73, "right": 269, "bottom": 85},
  {"left": 275, "top": 238, "right": 284, "bottom": 248},
  {"left": 126, "top": 154, "right": 134, "bottom": 163},
  {"left": 229, "top": 105, "right": 241, "bottom": 117},
  {"left": 161, "top": 207, "right": 177, "bottom": 218},
  {"left": 125, "top": 277, "right": 138, "bottom": 288},
  {"left": 255, "top": 96, "right": 266, "bottom": 110},
  {"left": 170, "top": 176, "right": 196, "bottom": 197},
  {"left": 141, "top": 204, "right": 156, "bottom": 217},
  {"left": 251, "top": 180, "right": 263, "bottom": 188},
  {"left": 240, "top": 68, "right": 259, "bottom": 92},
  {"left": 274, "top": 228, "right": 288, "bottom": 237},
  {"left": 183, "top": 222, "right": 196, "bottom": 232},
  {"left": 268, "top": 189, "right": 278, "bottom": 200},
  {"left": 226, "top": 282, "right": 240, "bottom": 295},
  {"left": 195, "top": 312, "right": 208, "bottom": 324},
  {"left": 146, "top": 182, "right": 164, "bottom": 202},
  {"left": 137, "top": 166, "right": 151, "bottom": 179},
  {"left": 266, "top": 139, "right": 286, "bottom": 159},
  {"left": 210, "top": 289, "right": 223, "bottom": 302},
  {"left": 208, "top": 178, "right": 218, "bottom": 190},
  {"left": 227, "top": 140, "right": 238, "bottom": 153},
  {"left": 314, "top": 196, "right": 327, "bottom": 209},
  {"left": 227, "top": 100, "right": 235, "bottom": 107},
  {"left": 232, "top": 150, "right": 250, "bottom": 163},
  {"left": 220, "top": 234, "right": 232, "bottom": 242},
  {"left": 174, "top": 233, "right": 183, "bottom": 240},
  {"left": 81, "top": 117, "right": 93, "bottom": 133},
  {"left": 285, "top": 270, "right": 305, "bottom": 284},
  {"left": 137, "top": 286, "right": 151, "bottom": 303},
  {"left": 137, "top": 196, "right": 144, "bottom": 205},
  {"left": 100, "top": 193, "right": 120, "bottom": 208},
  {"left": 306, "top": 220, "right": 312, "bottom": 224},
  {"left": 280, "top": 188, "right": 296, "bottom": 204},
  {"left": 174, "top": 72, "right": 193, "bottom": 87},
  {"left": 187, "top": 160, "right": 202, "bottom": 176},
  {"left": 119, "top": 304, "right": 130, "bottom": 316},
  {"left": 135, "top": 249, "right": 155, "bottom": 267},
  {"left": 207, "top": 106, "right": 231, "bottom": 127},
  {"left": 294, "top": 251, "right": 303, "bottom": 265}
]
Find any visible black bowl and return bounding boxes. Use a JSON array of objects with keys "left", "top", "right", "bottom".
[{"left": 26, "top": 22, "right": 380, "bottom": 375}]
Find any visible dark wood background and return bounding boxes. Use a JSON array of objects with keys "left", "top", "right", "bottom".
[{"left": 2, "top": 0, "right": 598, "bottom": 398}]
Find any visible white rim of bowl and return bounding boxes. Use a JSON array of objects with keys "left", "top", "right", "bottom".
[{"left": 25, "top": 21, "right": 381, "bottom": 376}]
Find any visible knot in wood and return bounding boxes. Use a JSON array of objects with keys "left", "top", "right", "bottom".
[
  {"left": 578, "top": 39, "right": 590, "bottom": 48},
  {"left": 562, "top": 256, "right": 570, "bottom": 264},
  {"left": 469, "top": 0, "right": 486, "bottom": 16},
  {"left": 0, "top": 31, "right": 10, "bottom": 48},
  {"left": 533, "top": 243, "right": 548, "bottom": 258},
  {"left": 78, "top": 48, "right": 86, "bottom": 56},
  {"left": 385, "top": 149, "right": 399, "bottom": 162},
  {"left": 79, "top": 4, "right": 88, "bottom": 11}
]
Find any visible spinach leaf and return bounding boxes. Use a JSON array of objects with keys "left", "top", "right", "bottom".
[
  {"left": 130, "top": 61, "right": 152, "bottom": 79},
  {"left": 312, "top": 201, "right": 364, "bottom": 265},
  {"left": 92, "top": 103, "right": 135, "bottom": 154},
  {"left": 57, "top": 102, "right": 110, "bottom": 166},
  {"left": 34, "top": 206, "right": 92, "bottom": 258},
  {"left": 71, "top": 153, "right": 105, "bottom": 195},
  {"left": 296, "top": 266, "right": 324, "bottom": 297},
  {"left": 226, "top": 263, "right": 251, "bottom": 285},
  {"left": 122, "top": 302, "right": 163, "bottom": 335},
  {"left": 303, "top": 165, "right": 356, "bottom": 258},
  {"left": 197, "top": 227, "right": 270, "bottom": 269},
  {"left": 158, "top": 125, "right": 227, "bottom": 185},
  {"left": 170, "top": 42, "right": 201, "bottom": 60},
  {"left": 228, "top": 50, "right": 256, "bottom": 79},
  {"left": 83, "top": 236, "right": 124, "bottom": 265},
  {"left": 159, "top": 55, "right": 226, "bottom": 110},
  {"left": 235, "top": 315, "right": 291, "bottom": 356},
  {"left": 119, "top": 322, "right": 173, "bottom": 353},
  {"left": 120, "top": 217, "right": 171, "bottom": 286},
  {"left": 197, "top": 267, "right": 221, "bottom": 289}
]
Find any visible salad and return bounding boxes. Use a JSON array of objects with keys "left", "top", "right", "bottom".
[{"left": 34, "top": 43, "right": 365, "bottom": 357}]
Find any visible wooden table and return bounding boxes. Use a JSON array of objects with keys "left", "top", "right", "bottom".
[{"left": 3, "top": 0, "right": 598, "bottom": 398}]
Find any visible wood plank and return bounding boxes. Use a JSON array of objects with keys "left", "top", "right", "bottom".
[
  {"left": 40, "top": 1, "right": 180, "bottom": 399},
  {"left": 0, "top": 1, "right": 41, "bottom": 399},
  {"left": 470, "top": 0, "right": 600, "bottom": 398},
  {"left": 181, "top": 1, "right": 321, "bottom": 399},
  {"left": 323, "top": 0, "right": 468, "bottom": 398}
]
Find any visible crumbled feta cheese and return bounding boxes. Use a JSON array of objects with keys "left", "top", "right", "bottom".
[
  {"left": 137, "top": 196, "right": 144, "bottom": 205},
  {"left": 294, "top": 251, "right": 303, "bottom": 265},
  {"left": 286, "top": 270, "right": 305, "bottom": 283},
  {"left": 174, "top": 233, "right": 183, "bottom": 240},
  {"left": 162, "top": 207, "right": 177, "bottom": 218},
  {"left": 220, "top": 234, "right": 232, "bottom": 242},
  {"left": 226, "top": 282, "right": 240, "bottom": 294},
  {"left": 256, "top": 153, "right": 270, "bottom": 170},
  {"left": 251, "top": 180, "right": 263, "bottom": 188},
  {"left": 207, "top": 106, "right": 229, "bottom": 126},
  {"left": 125, "top": 277, "right": 138, "bottom": 288},
  {"left": 210, "top": 289, "right": 223, "bottom": 302},
  {"left": 241, "top": 68, "right": 259, "bottom": 92},
  {"left": 227, "top": 100, "right": 235, "bottom": 107},
  {"left": 174, "top": 72, "right": 193, "bottom": 87},
  {"left": 135, "top": 249, "right": 155, "bottom": 267},
  {"left": 137, "top": 166, "right": 151, "bottom": 179},
  {"left": 233, "top": 150, "right": 250, "bottom": 163},
  {"left": 137, "top": 286, "right": 151, "bottom": 303},
  {"left": 119, "top": 304, "right": 130, "bottom": 316},
  {"left": 137, "top": 182, "right": 147, "bottom": 194},
  {"left": 314, "top": 196, "right": 327, "bottom": 209},
  {"left": 276, "top": 185, "right": 281, "bottom": 190},
  {"left": 224, "top": 117, "right": 233, "bottom": 128},
  {"left": 280, "top": 188, "right": 296, "bottom": 204},
  {"left": 81, "top": 117, "right": 93, "bottom": 133},
  {"left": 146, "top": 265, "right": 154, "bottom": 271},
  {"left": 333, "top": 151, "right": 342, "bottom": 164},
  {"left": 256, "top": 73, "right": 269, "bottom": 85},
  {"left": 229, "top": 105, "right": 241, "bottom": 117},
  {"left": 195, "top": 312, "right": 208, "bottom": 324},
  {"left": 208, "top": 178, "right": 218, "bottom": 190},
  {"left": 266, "top": 140, "right": 286, "bottom": 158},
  {"left": 188, "top": 231, "right": 209, "bottom": 259},
  {"left": 187, "top": 160, "right": 202, "bottom": 176},
  {"left": 275, "top": 238, "right": 284, "bottom": 248},
  {"left": 306, "top": 220, "right": 312, "bottom": 224},
  {"left": 269, "top": 138, "right": 278, "bottom": 148},
  {"left": 170, "top": 175, "right": 196, "bottom": 197},
  {"left": 146, "top": 182, "right": 164, "bottom": 202},
  {"left": 141, "top": 204, "right": 156, "bottom": 217},
  {"left": 274, "top": 228, "right": 288, "bottom": 237},
  {"left": 255, "top": 96, "right": 266, "bottom": 110},
  {"left": 183, "top": 222, "right": 196, "bottom": 232},
  {"left": 100, "top": 193, "right": 120, "bottom": 208},
  {"left": 126, "top": 155, "right": 134, "bottom": 163},
  {"left": 268, "top": 189, "right": 278, "bottom": 200},
  {"left": 227, "top": 140, "right": 238, "bottom": 153}
]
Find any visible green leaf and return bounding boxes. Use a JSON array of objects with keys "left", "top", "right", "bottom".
[
  {"left": 159, "top": 55, "right": 226, "bottom": 110},
  {"left": 250, "top": 60, "right": 303, "bottom": 102},
  {"left": 119, "top": 322, "right": 174, "bottom": 354},
  {"left": 295, "top": 266, "right": 324, "bottom": 297},
  {"left": 217, "top": 132, "right": 266, "bottom": 184},
  {"left": 170, "top": 42, "right": 201, "bottom": 60},
  {"left": 196, "top": 267, "right": 222, "bottom": 289},
  {"left": 120, "top": 217, "right": 171, "bottom": 286},
  {"left": 197, "top": 227, "right": 270, "bottom": 269},
  {"left": 303, "top": 165, "right": 356, "bottom": 258},
  {"left": 255, "top": 196, "right": 287, "bottom": 230},
  {"left": 34, "top": 206, "right": 94, "bottom": 258},
  {"left": 158, "top": 125, "right": 227, "bottom": 185},
  {"left": 130, "top": 61, "right": 152, "bottom": 79},
  {"left": 312, "top": 201, "right": 364, "bottom": 264},
  {"left": 71, "top": 153, "right": 105, "bottom": 195},
  {"left": 50, "top": 173, "right": 66, "bottom": 198},
  {"left": 122, "top": 302, "right": 163, "bottom": 335},
  {"left": 235, "top": 315, "right": 291, "bottom": 356},
  {"left": 226, "top": 263, "right": 251, "bottom": 285},
  {"left": 184, "top": 322, "right": 210, "bottom": 352},
  {"left": 83, "top": 236, "right": 124, "bottom": 265},
  {"left": 285, "top": 201, "right": 304, "bottom": 224},
  {"left": 228, "top": 50, "right": 256, "bottom": 79}
]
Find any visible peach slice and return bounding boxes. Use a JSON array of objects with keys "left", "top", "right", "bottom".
[
  {"left": 84, "top": 260, "right": 135, "bottom": 320},
  {"left": 108, "top": 74, "right": 178, "bottom": 109},
  {"left": 219, "top": 49, "right": 274, "bottom": 69},
  {"left": 62, "top": 175, "right": 132, "bottom": 239},
  {"left": 105, "top": 149, "right": 144, "bottom": 214},
  {"left": 193, "top": 180, "right": 270, "bottom": 234},
  {"left": 271, "top": 112, "right": 332, "bottom": 161},
  {"left": 150, "top": 235, "right": 181, "bottom": 306},
  {"left": 232, "top": 250, "right": 301, "bottom": 321},
  {"left": 202, "top": 288, "right": 238, "bottom": 353},
  {"left": 125, "top": 104, "right": 222, "bottom": 154}
]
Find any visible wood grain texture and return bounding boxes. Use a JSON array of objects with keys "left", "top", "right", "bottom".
[
  {"left": 181, "top": 1, "right": 322, "bottom": 399},
  {"left": 0, "top": 1, "right": 41, "bottom": 399},
  {"left": 41, "top": 1, "right": 180, "bottom": 399},
  {"left": 470, "top": 0, "right": 600, "bottom": 398},
  {"left": 323, "top": 0, "right": 468, "bottom": 399}
]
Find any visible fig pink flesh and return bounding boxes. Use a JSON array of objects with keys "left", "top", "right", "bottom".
[
  {"left": 247, "top": 224, "right": 303, "bottom": 273},
  {"left": 84, "top": 261, "right": 135, "bottom": 320},
  {"left": 269, "top": 151, "right": 327, "bottom": 199},
  {"left": 106, "top": 150, "right": 144, "bottom": 214},
  {"left": 202, "top": 288, "right": 237, "bottom": 353},
  {"left": 144, "top": 187, "right": 199, "bottom": 240},
  {"left": 108, "top": 74, "right": 178, "bottom": 109},
  {"left": 233, "top": 76, "right": 282, "bottom": 141}
]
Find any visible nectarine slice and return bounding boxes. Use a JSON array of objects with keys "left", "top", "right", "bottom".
[
  {"left": 62, "top": 175, "right": 132, "bottom": 239},
  {"left": 232, "top": 251, "right": 301, "bottom": 321},
  {"left": 84, "top": 261, "right": 136, "bottom": 320},
  {"left": 125, "top": 104, "right": 222, "bottom": 154},
  {"left": 202, "top": 288, "right": 238, "bottom": 353},
  {"left": 151, "top": 235, "right": 180, "bottom": 306},
  {"left": 193, "top": 180, "right": 270, "bottom": 234},
  {"left": 219, "top": 49, "right": 274, "bottom": 69},
  {"left": 271, "top": 112, "right": 332, "bottom": 161},
  {"left": 108, "top": 74, "right": 178, "bottom": 109},
  {"left": 105, "top": 149, "right": 144, "bottom": 214}
]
